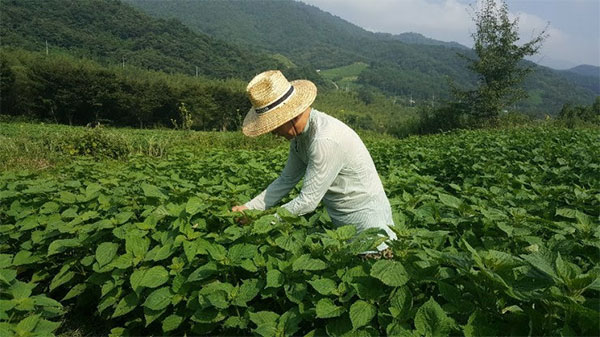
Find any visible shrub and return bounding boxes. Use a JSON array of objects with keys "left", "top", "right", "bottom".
[{"left": 57, "top": 127, "right": 130, "bottom": 159}]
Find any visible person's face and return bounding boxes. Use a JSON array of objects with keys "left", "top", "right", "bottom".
[{"left": 271, "top": 120, "right": 296, "bottom": 140}]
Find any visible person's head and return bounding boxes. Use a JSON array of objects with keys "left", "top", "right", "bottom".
[
  {"left": 242, "top": 70, "right": 316, "bottom": 138},
  {"left": 270, "top": 106, "right": 311, "bottom": 140}
]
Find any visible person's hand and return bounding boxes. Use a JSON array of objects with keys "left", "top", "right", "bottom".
[
  {"left": 232, "top": 205, "right": 249, "bottom": 225},
  {"left": 232, "top": 205, "right": 248, "bottom": 212}
]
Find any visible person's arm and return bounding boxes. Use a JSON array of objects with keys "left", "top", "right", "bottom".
[
  {"left": 244, "top": 144, "right": 306, "bottom": 210},
  {"left": 282, "top": 138, "right": 344, "bottom": 215}
]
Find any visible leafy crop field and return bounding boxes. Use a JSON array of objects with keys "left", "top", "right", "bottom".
[
  {"left": 320, "top": 62, "right": 369, "bottom": 89},
  {"left": 0, "top": 125, "right": 599, "bottom": 336}
]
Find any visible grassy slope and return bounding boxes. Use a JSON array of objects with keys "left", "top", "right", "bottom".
[{"left": 0, "top": 122, "right": 400, "bottom": 172}]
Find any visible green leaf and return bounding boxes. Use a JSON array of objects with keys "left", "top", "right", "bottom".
[
  {"left": 58, "top": 191, "right": 77, "bottom": 204},
  {"left": 85, "top": 183, "right": 102, "bottom": 199},
  {"left": 463, "top": 311, "right": 497, "bottom": 337},
  {"left": 114, "top": 211, "right": 134, "bottom": 224},
  {"left": 16, "top": 314, "right": 40, "bottom": 333},
  {"left": 326, "top": 316, "right": 353, "bottom": 337},
  {"left": 389, "top": 287, "right": 412, "bottom": 319},
  {"left": 0, "top": 269, "right": 17, "bottom": 285},
  {"left": 183, "top": 240, "right": 197, "bottom": 263},
  {"left": 278, "top": 308, "right": 302, "bottom": 336},
  {"left": 12, "top": 251, "right": 37, "bottom": 266},
  {"left": 187, "top": 261, "right": 218, "bottom": 282},
  {"left": 224, "top": 316, "right": 248, "bottom": 329},
  {"left": 555, "top": 253, "right": 573, "bottom": 282},
  {"left": 349, "top": 300, "right": 376, "bottom": 330},
  {"left": 141, "top": 183, "right": 167, "bottom": 199},
  {"left": 414, "top": 297, "right": 452, "bottom": 337},
  {"left": 370, "top": 260, "right": 409, "bottom": 287},
  {"left": 141, "top": 266, "right": 169, "bottom": 288},
  {"left": 33, "top": 318, "right": 61, "bottom": 334},
  {"left": 266, "top": 269, "right": 284, "bottom": 288},
  {"left": 32, "top": 295, "right": 62, "bottom": 309},
  {"left": 111, "top": 254, "right": 133, "bottom": 269},
  {"left": 144, "top": 307, "right": 166, "bottom": 327},
  {"left": 233, "top": 279, "right": 261, "bottom": 306},
  {"left": 228, "top": 243, "right": 258, "bottom": 264},
  {"left": 252, "top": 215, "right": 278, "bottom": 234},
  {"left": 95, "top": 242, "right": 119, "bottom": 267},
  {"left": 334, "top": 225, "right": 356, "bottom": 240},
  {"left": 143, "top": 287, "right": 173, "bottom": 311},
  {"left": 125, "top": 233, "right": 149, "bottom": 259},
  {"left": 40, "top": 201, "right": 60, "bottom": 214},
  {"left": 556, "top": 208, "right": 577, "bottom": 219},
  {"left": 308, "top": 278, "right": 337, "bottom": 295},
  {"left": 249, "top": 311, "right": 279, "bottom": 325},
  {"left": 206, "top": 243, "right": 227, "bottom": 261},
  {"left": 0, "top": 254, "right": 12, "bottom": 268},
  {"left": 130, "top": 266, "right": 169, "bottom": 293},
  {"left": 47, "top": 239, "right": 80, "bottom": 256},
  {"left": 112, "top": 293, "right": 138, "bottom": 318},
  {"left": 284, "top": 282, "right": 307, "bottom": 304},
  {"left": 62, "top": 283, "right": 87, "bottom": 301},
  {"left": 249, "top": 311, "right": 279, "bottom": 337},
  {"left": 521, "top": 252, "right": 559, "bottom": 281},
  {"left": 162, "top": 314, "right": 183, "bottom": 332},
  {"left": 292, "top": 254, "right": 327, "bottom": 271},
  {"left": 316, "top": 298, "right": 344, "bottom": 318},
  {"left": 438, "top": 193, "right": 461, "bottom": 209},
  {"left": 49, "top": 266, "right": 74, "bottom": 291},
  {"left": 186, "top": 197, "right": 206, "bottom": 215}
]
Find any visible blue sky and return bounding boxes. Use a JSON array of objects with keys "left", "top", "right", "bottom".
[{"left": 301, "top": 0, "right": 600, "bottom": 69}]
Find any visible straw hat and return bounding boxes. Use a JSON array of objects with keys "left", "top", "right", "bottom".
[{"left": 242, "top": 70, "right": 317, "bottom": 137}]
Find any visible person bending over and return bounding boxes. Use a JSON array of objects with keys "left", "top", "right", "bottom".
[{"left": 232, "top": 70, "right": 396, "bottom": 252}]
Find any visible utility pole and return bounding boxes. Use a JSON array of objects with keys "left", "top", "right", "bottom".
[
  {"left": 122, "top": 57, "right": 125, "bottom": 69},
  {"left": 45, "top": 40, "right": 49, "bottom": 55},
  {"left": 195, "top": 66, "right": 198, "bottom": 78}
]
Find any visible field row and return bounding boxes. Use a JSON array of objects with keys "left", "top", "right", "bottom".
[{"left": 0, "top": 126, "right": 598, "bottom": 336}]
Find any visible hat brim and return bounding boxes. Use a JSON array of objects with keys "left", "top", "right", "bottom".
[{"left": 242, "top": 79, "right": 317, "bottom": 137}]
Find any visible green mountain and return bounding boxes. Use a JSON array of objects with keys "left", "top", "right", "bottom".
[
  {"left": 558, "top": 65, "right": 600, "bottom": 96},
  {"left": 0, "top": 0, "right": 284, "bottom": 80},
  {"left": 567, "top": 65, "right": 600, "bottom": 78},
  {"left": 375, "top": 32, "right": 468, "bottom": 50},
  {"left": 129, "top": 0, "right": 597, "bottom": 116}
]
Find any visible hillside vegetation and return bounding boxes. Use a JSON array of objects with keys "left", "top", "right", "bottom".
[
  {"left": 0, "top": 0, "right": 282, "bottom": 80},
  {"left": 130, "top": 0, "right": 598, "bottom": 116},
  {"left": 0, "top": 49, "right": 416, "bottom": 135}
]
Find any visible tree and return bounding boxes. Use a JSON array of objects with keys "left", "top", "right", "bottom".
[
  {"left": 453, "top": 0, "right": 547, "bottom": 121},
  {"left": 0, "top": 58, "right": 16, "bottom": 115}
]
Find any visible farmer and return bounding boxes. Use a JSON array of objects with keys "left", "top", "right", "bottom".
[{"left": 232, "top": 70, "right": 396, "bottom": 253}]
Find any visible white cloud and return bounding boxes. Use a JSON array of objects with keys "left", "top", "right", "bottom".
[
  {"left": 303, "top": 0, "right": 474, "bottom": 45},
  {"left": 301, "top": 0, "right": 599, "bottom": 68},
  {"left": 514, "top": 10, "right": 599, "bottom": 68}
]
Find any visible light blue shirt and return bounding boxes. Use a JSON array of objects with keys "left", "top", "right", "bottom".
[{"left": 245, "top": 109, "right": 397, "bottom": 249}]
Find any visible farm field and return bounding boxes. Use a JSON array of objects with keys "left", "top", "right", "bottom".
[
  {"left": 0, "top": 124, "right": 599, "bottom": 336},
  {"left": 320, "top": 62, "right": 369, "bottom": 91}
]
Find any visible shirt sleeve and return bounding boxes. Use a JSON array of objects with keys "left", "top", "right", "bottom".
[
  {"left": 282, "top": 138, "right": 344, "bottom": 215},
  {"left": 245, "top": 143, "right": 306, "bottom": 210}
]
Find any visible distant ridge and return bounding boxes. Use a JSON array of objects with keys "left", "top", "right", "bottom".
[
  {"left": 375, "top": 32, "right": 469, "bottom": 50},
  {"left": 566, "top": 65, "right": 600, "bottom": 78}
]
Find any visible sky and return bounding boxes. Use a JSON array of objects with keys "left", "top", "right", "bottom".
[{"left": 300, "top": 0, "right": 600, "bottom": 69}]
